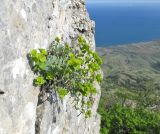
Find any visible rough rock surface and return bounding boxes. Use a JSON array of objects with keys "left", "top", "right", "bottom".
[{"left": 0, "top": 0, "right": 100, "bottom": 134}]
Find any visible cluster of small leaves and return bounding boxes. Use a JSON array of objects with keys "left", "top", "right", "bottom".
[
  {"left": 100, "top": 104, "right": 160, "bottom": 134},
  {"left": 29, "top": 36, "right": 103, "bottom": 118}
]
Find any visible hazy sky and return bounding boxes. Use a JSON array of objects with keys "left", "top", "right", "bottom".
[{"left": 87, "top": 0, "right": 160, "bottom": 3}]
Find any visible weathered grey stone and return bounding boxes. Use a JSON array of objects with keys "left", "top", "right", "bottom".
[{"left": 0, "top": 0, "right": 100, "bottom": 134}]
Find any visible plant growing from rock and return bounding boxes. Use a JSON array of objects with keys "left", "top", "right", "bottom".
[{"left": 29, "top": 36, "right": 103, "bottom": 118}]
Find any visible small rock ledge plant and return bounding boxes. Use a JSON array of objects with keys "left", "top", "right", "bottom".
[{"left": 29, "top": 36, "right": 103, "bottom": 118}]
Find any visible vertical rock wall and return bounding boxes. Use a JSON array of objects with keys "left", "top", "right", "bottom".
[{"left": 0, "top": 0, "right": 100, "bottom": 134}]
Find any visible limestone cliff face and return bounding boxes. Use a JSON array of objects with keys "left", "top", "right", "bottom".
[{"left": 0, "top": 0, "right": 100, "bottom": 134}]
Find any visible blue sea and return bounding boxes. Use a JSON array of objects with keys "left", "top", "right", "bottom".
[{"left": 86, "top": 3, "right": 160, "bottom": 47}]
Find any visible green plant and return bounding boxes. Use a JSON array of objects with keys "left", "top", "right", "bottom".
[
  {"left": 29, "top": 36, "right": 103, "bottom": 117},
  {"left": 100, "top": 104, "right": 160, "bottom": 134}
]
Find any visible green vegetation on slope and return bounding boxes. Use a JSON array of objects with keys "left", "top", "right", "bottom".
[
  {"left": 100, "top": 104, "right": 160, "bottom": 134},
  {"left": 97, "top": 41, "right": 160, "bottom": 133}
]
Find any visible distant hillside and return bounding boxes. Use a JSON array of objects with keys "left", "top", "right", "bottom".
[{"left": 97, "top": 41, "right": 160, "bottom": 110}]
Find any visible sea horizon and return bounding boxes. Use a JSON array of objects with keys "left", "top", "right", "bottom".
[{"left": 86, "top": 3, "right": 160, "bottom": 47}]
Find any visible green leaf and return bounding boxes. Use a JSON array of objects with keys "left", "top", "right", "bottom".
[
  {"left": 38, "top": 63, "right": 46, "bottom": 70},
  {"left": 85, "top": 110, "right": 92, "bottom": 118},
  {"left": 39, "top": 48, "right": 47, "bottom": 56},
  {"left": 34, "top": 76, "right": 46, "bottom": 86},
  {"left": 30, "top": 49, "right": 37, "bottom": 57},
  {"left": 46, "top": 72, "right": 54, "bottom": 80},
  {"left": 78, "top": 36, "right": 85, "bottom": 44},
  {"left": 87, "top": 101, "right": 92, "bottom": 108},
  {"left": 55, "top": 37, "right": 60, "bottom": 43},
  {"left": 96, "top": 74, "right": 103, "bottom": 83},
  {"left": 57, "top": 87, "right": 68, "bottom": 99}
]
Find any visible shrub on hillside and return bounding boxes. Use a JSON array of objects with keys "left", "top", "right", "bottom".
[{"left": 100, "top": 104, "right": 160, "bottom": 134}]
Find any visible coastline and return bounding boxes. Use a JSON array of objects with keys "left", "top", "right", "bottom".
[{"left": 96, "top": 40, "right": 160, "bottom": 48}]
